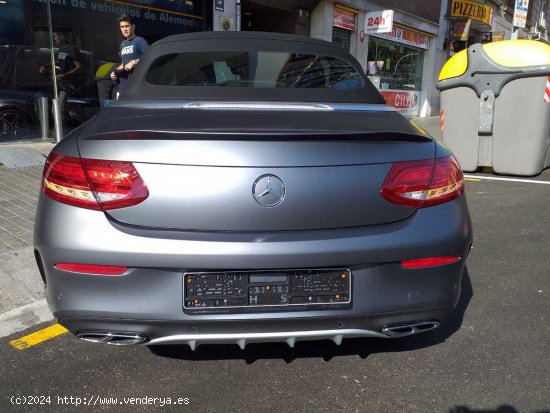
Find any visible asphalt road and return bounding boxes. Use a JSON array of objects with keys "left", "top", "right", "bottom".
[{"left": 1, "top": 170, "right": 549, "bottom": 413}]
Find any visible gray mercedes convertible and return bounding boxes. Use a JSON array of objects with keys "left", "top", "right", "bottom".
[{"left": 34, "top": 32, "right": 472, "bottom": 350}]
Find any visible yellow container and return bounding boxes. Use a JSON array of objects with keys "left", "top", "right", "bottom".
[{"left": 439, "top": 40, "right": 550, "bottom": 81}]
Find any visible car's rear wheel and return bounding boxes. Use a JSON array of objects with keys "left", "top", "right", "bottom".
[{"left": 0, "top": 108, "right": 33, "bottom": 140}]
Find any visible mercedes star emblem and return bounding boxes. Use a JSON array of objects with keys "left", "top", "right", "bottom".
[{"left": 252, "top": 174, "right": 286, "bottom": 207}]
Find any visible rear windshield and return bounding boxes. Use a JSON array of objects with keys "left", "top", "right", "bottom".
[{"left": 145, "top": 51, "right": 365, "bottom": 89}]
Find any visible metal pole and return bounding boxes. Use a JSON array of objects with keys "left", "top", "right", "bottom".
[
  {"left": 236, "top": 0, "right": 241, "bottom": 31},
  {"left": 52, "top": 99, "right": 64, "bottom": 143},
  {"left": 39, "top": 96, "right": 49, "bottom": 140},
  {"left": 46, "top": 0, "right": 63, "bottom": 142}
]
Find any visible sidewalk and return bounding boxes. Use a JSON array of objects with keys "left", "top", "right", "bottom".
[
  {"left": 0, "top": 139, "right": 56, "bottom": 337},
  {"left": 410, "top": 115, "right": 441, "bottom": 141}
]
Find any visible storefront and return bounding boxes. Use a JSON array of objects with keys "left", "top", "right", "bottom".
[
  {"left": 0, "top": 0, "right": 212, "bottom": 137},
  {"left": 448, "top": 0, "right": 493, "bottom": 53},
  {"left": 238, "top": 0, "right": 316, "bottom": 36},
  {"left": 332, "top": 4, "right": 357, "bottom": 51},
  {"left": 367, "top": 24, "right": 431, "bottom": 117},
  {"left": 1, "top": 0, "right": 211, "bottom": 63}
]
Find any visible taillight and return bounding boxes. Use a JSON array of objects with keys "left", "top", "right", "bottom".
[
  {"left": 55, "top": 263, "right": 128, "bottom": 275},
  {"left": 401, "top": 256, "right": 461, "bottom": 269},
  {"left": 380, "top": 155, "right": 464, "bottom": 208},
  {"left": 42, "top": 152, "right": 148, "bottom": 210}
]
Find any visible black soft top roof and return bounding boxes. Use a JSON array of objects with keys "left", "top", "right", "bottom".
[
  {"left": 153, "top": 31, "right": 348, "bottom": 48},
  {"left": 122, "top": 31, "right": 386, "bottom": 104}
]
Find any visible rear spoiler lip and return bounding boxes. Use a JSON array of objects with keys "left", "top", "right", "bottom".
[{"left": 77, "top": 129, "right": 433, "bottom": 143}]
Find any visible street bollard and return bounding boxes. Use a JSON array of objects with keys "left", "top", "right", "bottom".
[
  {"left": 52, "top": 98, "right": 63, "bottom": 143},
  {"left": 39, "top": 96, "right": 50, "bottom": 140}
]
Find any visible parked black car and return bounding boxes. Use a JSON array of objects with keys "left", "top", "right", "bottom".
[
  {"left": 0, "top": 45, "right": 102, "bottom": 141},
  {"left": 0, "top": 88, "right": 40, "bottom": 140}
]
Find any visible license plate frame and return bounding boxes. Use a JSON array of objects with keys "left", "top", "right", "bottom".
[{"left": 183, "top": 268, "right": 351, "bottom": 313}]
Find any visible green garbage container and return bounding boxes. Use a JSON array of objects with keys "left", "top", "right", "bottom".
[{"left": 436, "top": 40, "right": 550, "bottom": 176}]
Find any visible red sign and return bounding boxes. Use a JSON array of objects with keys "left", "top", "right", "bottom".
[
  {"left": 379, "top": 90, "right": 420, "bottom": 116},
  {"left": 365, "top": 10, "right": 394, "bottom": 34},
  {"left": 333, "top": 8, "right": 355, "bottom": 31},
  {"left": 371, "top": 26, "right": 430, "bottom": 49}
]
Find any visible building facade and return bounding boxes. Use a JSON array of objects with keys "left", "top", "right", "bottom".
[
  {"left": 0, "top": 0, "right": 212, "bottom": 63},
  {"left": 1, "top": 0, "right": 548, "bottom": 117},
  {"left": 215, "top": 0, "right": 549, "bottom": 116},
  {"left": 448, "top": 0, "right": 550, "bottom": 48},
  {"left": 488, "top": 0, "right": 549, "bottom": 43}
]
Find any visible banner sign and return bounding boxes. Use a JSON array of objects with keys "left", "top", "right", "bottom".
[
  {"left": 379, "top": 90, "right": 420, "bottom": 117},
  {"left": 365, "top": 10, "right": 394, "bottom": 34},
  {"left": 513, "top": 0, "right": 529, "bottom": 28},
  {"left": 453, "top": 19, "right": 471, "bottom": 41},
  {"left": 450, "top": 0, "right": 493, "bottom": 25},
  {"left": 333, "top": 8, "right": 355, "bottom": 31},
  {"left": 370, "top": 25, "right": 430, "bottom": 49},
  {"left": 31, "top": 0, "right": 203, "bottom": 29}
]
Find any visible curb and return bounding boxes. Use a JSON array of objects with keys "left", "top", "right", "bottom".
[
  {"left": 0, "top": 140, "right": 56, "bottom": 157},
  {"left": 0, "top": 299, "right": 53, "bottom": 339}
]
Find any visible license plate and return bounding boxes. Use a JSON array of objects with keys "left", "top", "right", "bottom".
[{"left": 183, "top": 269, "right": 351, "bottom": 312}]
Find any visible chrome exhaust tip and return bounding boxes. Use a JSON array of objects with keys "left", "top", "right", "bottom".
[
  {"left": 381, "top": 320, "right": 440, "bottom": 338},
  {"left": 77, "top": 331, "right": 147, "bottom": 346}
]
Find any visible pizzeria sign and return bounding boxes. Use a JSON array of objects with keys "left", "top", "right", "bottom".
[{"left": 451, "top": 0, "right": 493, "bottom": 25}]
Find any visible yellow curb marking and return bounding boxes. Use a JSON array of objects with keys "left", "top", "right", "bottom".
[
  {"left": 10, "top": 324, "right": 68, "bottom": 350},
  {"left": 465, "top": 178, "right": 481, "bottom": 182}
]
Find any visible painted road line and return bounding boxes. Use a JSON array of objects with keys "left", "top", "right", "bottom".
[
  {"left": 463, "top": 175, "right": 550, "bottom": 185},
  {"left": 465, "top": 177, "right": 481, "bottom": 182},
  {"left": 10, "top": 324, "right": 68, "bottom": 350}
]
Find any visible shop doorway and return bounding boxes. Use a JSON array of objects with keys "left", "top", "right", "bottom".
[{"left": 240, "top": 1, "right": 309, "bottom": 35}]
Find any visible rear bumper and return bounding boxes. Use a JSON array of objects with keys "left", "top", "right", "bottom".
[
  {"left": 65, "top": 309, "right": 448, "bottom": 349},
  {"left": 34, "top": 195, "right": 472, "bottom": 347}
]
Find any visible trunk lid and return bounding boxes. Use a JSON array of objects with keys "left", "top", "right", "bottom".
[{"left": 77, "top": 107, "right": 435, "bottom": 231}]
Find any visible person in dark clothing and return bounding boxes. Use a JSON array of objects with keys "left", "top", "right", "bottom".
[
  {"left": 40, "top": 31, "right": 82, "bottom": 116},
  {"left": 110, "top": 14, "right": 149, "bottom": 98}
]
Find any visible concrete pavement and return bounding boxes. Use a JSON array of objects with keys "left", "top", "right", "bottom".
[
  {"left": 0, "top": 140, "right": 56, "bottom": 337},
  {"left": 0, "top": 117, "right": 442, "bottom": 338},
  {"left": 410, "top": 115, "right": 441, "bottom": 139}
]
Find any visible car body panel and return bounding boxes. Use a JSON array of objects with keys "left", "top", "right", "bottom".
[
  {"left": 35, "top": 195, "right": 470, "bottom": 318},
  {"left": 75, "top": 106, "right": 435, "bottom": 231}
]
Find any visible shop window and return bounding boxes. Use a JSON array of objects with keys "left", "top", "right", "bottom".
[
  {"left": 0, "top": 49, "right": 16, "bottom": 90},
  {"left": 366, "top": 37, "right": 424, "bottom": 91},
  {"left": 15, "top": 49, "right": 51, "bottom": 92}
]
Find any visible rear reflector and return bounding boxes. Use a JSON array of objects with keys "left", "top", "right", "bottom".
[
  {"left": 381, "top": 156, "right": 464, "bottom": 208},
  {"left": 401, "top": 256, "right": 461, "bottom": 269},
  {"left": 42, "top": 152, "right": 148, "bottom": 210},
  {"left": 55, "top": 263, "right": 128, "bottom": 275}
]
